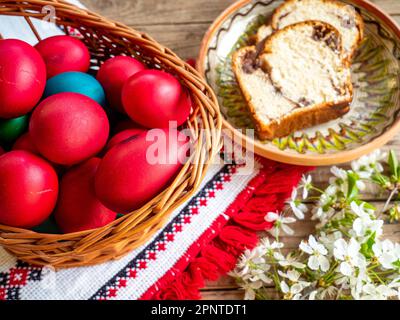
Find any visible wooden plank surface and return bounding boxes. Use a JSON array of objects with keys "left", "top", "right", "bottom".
[
  {"left": 81, "top": 0, "right": 400, "bottom": 59},
  {"left": 80, "top": 0, "right": 400, "bottom": 300}
]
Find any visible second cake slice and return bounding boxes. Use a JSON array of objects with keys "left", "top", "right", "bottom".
[{"left": 259, "top": 21, "right": 353, "bottom": 112}]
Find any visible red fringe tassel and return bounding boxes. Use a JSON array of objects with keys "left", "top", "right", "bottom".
[{"left": 141, "top": 158, "right": 313, "bottom": 300}]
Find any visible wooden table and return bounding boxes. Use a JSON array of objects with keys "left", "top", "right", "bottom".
[{"left": 81, "top": 0, "right": 400, "bottom": 300}]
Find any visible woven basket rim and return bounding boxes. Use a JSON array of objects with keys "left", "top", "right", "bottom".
[{"left": 0, "top": 0, "right": 222, "bottom": 268}]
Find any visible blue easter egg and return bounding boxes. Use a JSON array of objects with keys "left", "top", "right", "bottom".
[{"left": 44, "top": 72, "right": 106, "bottom": 106}]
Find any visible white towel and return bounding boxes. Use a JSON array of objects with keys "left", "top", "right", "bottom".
[{"left": 0, "top": 0, "right": 85, "bottom": 45}]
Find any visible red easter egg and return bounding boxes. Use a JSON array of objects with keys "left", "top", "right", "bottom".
[
  {"left": 55, "top": 158, "right": 117, "bottom": 233},
  {"left": 13, "top": 133, "right": 65, "bottom": 176},
  {"left": 105, "top": 128, "right": 147, "bottom": 151},
  {"left": 97, "top": 56, "right": 145, "bottom": 113},
  {"left": 30, "top": 92, "right": 110, "bottom": 165},
  {"left": 13, "top": 133, "right": 39, "bottom": 155},
  {"left": 35, "top": 35, "right": 90, "bottom": 79},
  {"left": 0, "top": 146, "right": 4, "bottom": 156},
  {"left": 122, "top": 70, "right": 191, "bottom": 128},
  {"left": 0, "top": 39, "right": 46, "bottom": 118},
  {"left": 95, "top": 129, "right": 189, "bottom": 213},
  {"left": 0, "top": 151, "right": 58, "bottom": 228}
]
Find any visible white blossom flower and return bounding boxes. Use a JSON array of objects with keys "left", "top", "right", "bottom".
[
  {"left": 299, "top": 235, "right": 330, "bottom": 272},
  {"left": 278, "top": 269, "right": 301, "bottom": 282},
  {"left": 371, "top": 149, "right": 387, "bottom": 165},
  {"left": 237, "top": 248, "right": 266, "bottom": 275},
  {"left": 240, "top": 247, "right": 265, "bottom": 265},
  {"left": 319, "top": 192, "right": 333, "bottom": 208},
  {"left": 259, "top": 238, "right": 284, "bottom": 254},
  {"left": 242, "top": 281, "right": 263, "bottom": 300},
  {"left": 246, "top": 268, "right": 272, "bottom": 284},
  {"left": 280, "top": 280, "right": 305, "bottom": 300},
  {"left": 350, "top": 202, "right": 383, "bottom": 238},
  {"left": 360, "top": 284, "right": 397, "bottom": 300},
  {"left": 311, "top": 207, "right": 324, "bottom": 221},
  {"left": 350, "top": 202, "right": 373, "bottom": 218},
  {"left": 357, "top": 180, "right": 367, "bottom": 191},
  {"left": 311, "top": 188, "right": 337, "bottom": 223},
  {"left": 234, "top": 245, "right": 273, "bottom": 285},
  {"left": 352, "top": 215, "right": 383, "bottom": 239},
  {"left": 349, "top": 267, "right": 370, "bottom": 300},
  {"left": 351, "top": 159, "right": 373, "bottom": 179},
  {"left": 309, "top": 290, "right": 318, "bottom": 300},
  {"left": 334, "top": 274, "right": 350, "bottom": 288},
  {"left": 299, "top": 175, "right": 312, "bottom": 199},
  {"left": 330, "top": 165, "right": 363, "bottom": 191},
  {"left": 319, "top": 231, "right": 343, "bottom": 252},
  {"left": 289, "top": 189, "right": 308, "bottom": 219},
  {"left": 333, "top": 238, "right": 366, "bottom": 276},
  {"left": 265, "top": 211, "right": 279, "bottom": 223},
  {"left": 320, "top": 286, "right": 339, "bottom": 300},
  {"left": 330, "top": 166, "right": 347, "bottom": 181},
  {"left": 373, "top": 239, "right": 397, "bottom": 270},
  {"left": 309, "top": 286, "right": 339, "bottom": 300},
  {"left": 317, "top": 188, "right": 333, "bottom": 207},
  {"left": 274, "top": 252, "right": 306, "bottom": 269},
  {"left": 265, "top": 212, "right": 296, "bottom": 237},
  {"left": 351, "top": 150, "right": 386, "bottom": 179},
  {"left": 277, "top": 270, "right": 310, "bottom": 290},
  {"left": 312, "top": 206, "right": 336, "bottom": 224},
  {"left": 325, "top": 185, "right": 339, "bottom": 197}
]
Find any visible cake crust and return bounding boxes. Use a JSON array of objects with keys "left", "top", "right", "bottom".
[{"left": 271, "top": 0, "right": 364, "bottom": 61}]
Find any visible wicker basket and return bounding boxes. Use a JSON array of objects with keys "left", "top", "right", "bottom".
[{"left": 0, "top": 0, "right": 221, "bottom": 268}]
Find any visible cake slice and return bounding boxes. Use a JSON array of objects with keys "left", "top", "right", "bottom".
[
  {"left": 271, "top": 0, "right": 364, "bottom": 60},
  {"left": 255, "top": 25, "right": 274, "bottom": 44},
  {"left": 232, "top": 46, "right": 350, "bottom": 140},
  {"left": 260, "top": 21, "right": 353, "bottom": 113}
]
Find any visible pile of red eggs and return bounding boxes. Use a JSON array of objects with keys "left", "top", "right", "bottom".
[{"left": 0, "top": 36, "right": 191, "bottom": 234}]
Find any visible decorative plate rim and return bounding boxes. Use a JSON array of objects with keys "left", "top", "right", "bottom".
[{"left": 197, "top": 0, "right": 400, "bottom": 166}]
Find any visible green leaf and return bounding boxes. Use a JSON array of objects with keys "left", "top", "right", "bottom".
[
  {"left": 389, "top": 150, "right": 399, "bottom": 180},
  {"left": 371, "top": 173, "right": 390, "bottom": 187},
  {"left": 360, "top": 232, "right": 376, "bottom": 259},
  {"left": 347, "top": 172, "right": 359, "bottom": 200},
  {"left": 364, "top": 202, "right": 377, "bottom": 211}
]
